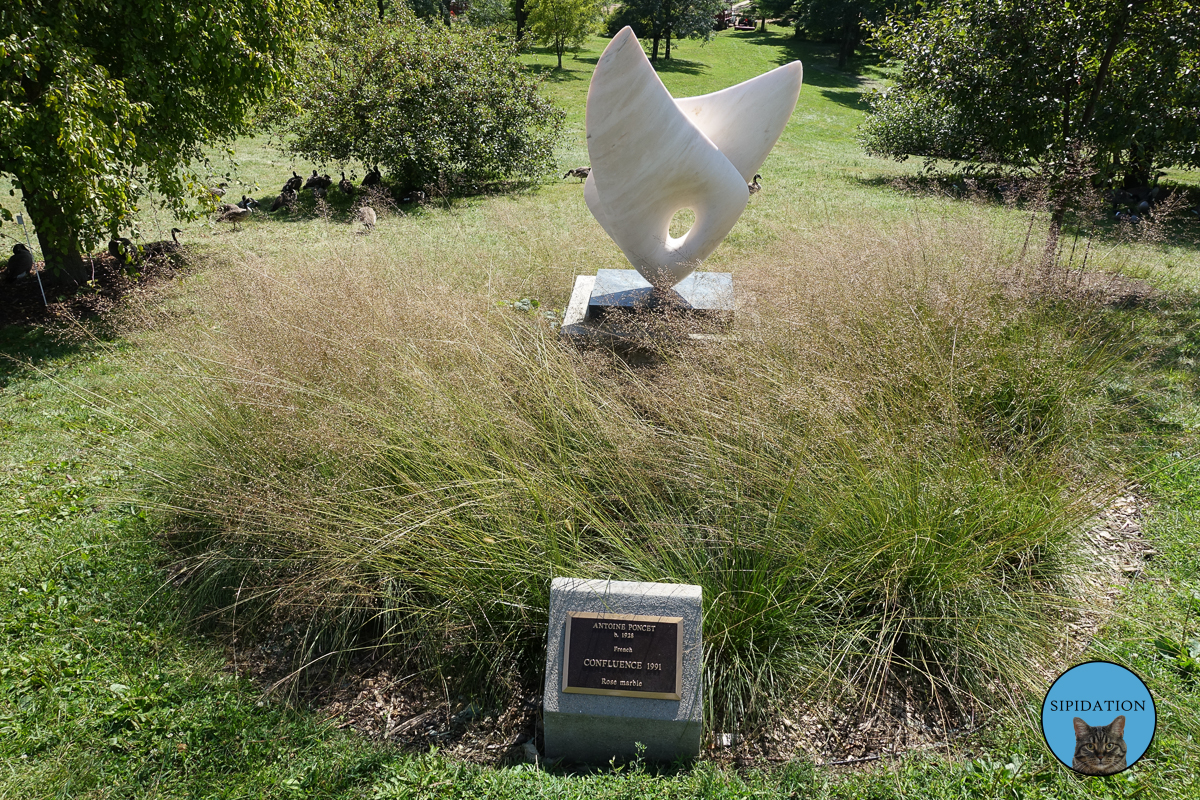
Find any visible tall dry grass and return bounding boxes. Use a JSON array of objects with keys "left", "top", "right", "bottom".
[{"left": 129, "top": 205, "right": 1143, "bottom": 730}]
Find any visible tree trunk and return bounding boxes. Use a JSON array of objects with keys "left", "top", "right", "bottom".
[
  {"left": 837, "top": 19, "right": 855, "bottom": 69},
  {"left": 793, "top": 21, "right": 802, "bottom": 39},
  {"left": 514, "top": 0, "right": 527, "bottom": 39},
  {"left": 759, "top": 15, "right": 765, "bottom": 31},
  {"left": 21, "top": 187, "right": 88, "bottom": 286},
  {"left": 666, "top": 29, "right": 672, "bottom": 60},
  {"left": 1078, "top": 1, "right": 1143, "bottom": 135},
  {"left": 557, "top": 40, "right": 563, "bottom": 69},
  {"left": 651, "top": 35, "right": 660, "bottom": 63},
  {"left": 1044, "top": 0, "right": 1146, "bottom": 265}
]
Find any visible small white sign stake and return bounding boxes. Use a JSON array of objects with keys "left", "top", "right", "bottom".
[{"left": 15, "top": 214, "right": 48, "bottom": 307}]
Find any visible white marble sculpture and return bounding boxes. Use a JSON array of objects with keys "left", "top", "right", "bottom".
[{"left": 584, "top": 27, "right": 803, "bottom": 288}]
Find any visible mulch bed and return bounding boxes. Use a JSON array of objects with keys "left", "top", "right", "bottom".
[
  {"left": 212, "top": 495, "right": 1154, "bottom": 772},
  {"left": 0, "top": 251, "right": 184, "bottom": 329}
]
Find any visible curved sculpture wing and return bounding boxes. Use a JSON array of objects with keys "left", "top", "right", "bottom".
[
  {"left": 673, "top": 61, "right": 804, "bottom": 183},
  {"left": 585, "top": 27, "right": 803, "bottom": 288}
]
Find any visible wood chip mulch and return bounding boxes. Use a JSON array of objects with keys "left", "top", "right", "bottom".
[
  {"left": 0, "top": 251, "right": 184, "bottom": 329},
  {"left": 215, "top": 493, "right": 1153, "bottom": 771}
]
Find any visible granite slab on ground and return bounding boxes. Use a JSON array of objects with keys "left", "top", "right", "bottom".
[{"left": 587, "top": 268, "right": 733, "bottom": 320}]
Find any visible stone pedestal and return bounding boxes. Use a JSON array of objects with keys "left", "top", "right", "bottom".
[
  {"left": 560, "top": 269, "right": 734, "bottom": 345},
  {"left": 588, "top": 269, "right": 734, "bottom": 320},
  {"left": 542, "top": 577, "right": 703, "bottom": 764}
]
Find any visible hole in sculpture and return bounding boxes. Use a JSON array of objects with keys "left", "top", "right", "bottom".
[{"left": 669, "top": 208, "right": 696, "bottom": 240}]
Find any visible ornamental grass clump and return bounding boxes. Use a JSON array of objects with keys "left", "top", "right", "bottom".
[{"left": 131, "top": 210, "right": 1137, "bottom": 729}]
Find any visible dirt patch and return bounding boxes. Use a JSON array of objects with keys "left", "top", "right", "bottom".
[
  {"left": 222, "top": 638, "right": 539, "bottom": 766},
  {"left": 1056, "top": 494, "right": 1155, "bottom": 661},
  {"left": 0, "top": 250, "right": 185, "bottom": 329}
]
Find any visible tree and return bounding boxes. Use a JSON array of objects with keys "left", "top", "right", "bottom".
[
  {"left": 661, "top": 0, "right": 724, "bottom": 59},
  {"left": 607, "top": 0, "right": 723, "bottom": 62},
  {"left": 526, "top": 0, "right": 603, "bottom": 69},
  {"left": 860, "top": 0, "right": 1200, "bottom": 216},
  {"left": 407, "top": 0, "right": 453, "bottom": 24},
  {"left": 792, "top": 0, "right": 880, "bottom": 66},
  {"left": 749, "top": 0, "right": 792, "bottom": 32},
  {"left": 0, "top": 0, "right": 313, "bottom": 282},
  {"left": 279, "top": 7, "right": 563, "bottom": 191},
  {"left": 464, "top": 0, "right": 514, "bottom": 27}
]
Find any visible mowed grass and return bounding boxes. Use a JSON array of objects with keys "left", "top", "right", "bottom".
[{"left": 4, "top": 26, "right": 1200, "bottom": 800}]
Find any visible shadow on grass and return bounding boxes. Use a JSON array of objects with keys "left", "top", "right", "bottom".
[
  {"left": 650, "top": 57, "right": 706, "bottom": 76},
  {"left": 819, "top": 88, "right": 869, "bottom": 111},
  {"left": 524, "top": 46, "right": 600, "bottom": 81},
  {"left": 850, "top": 172, "right": 1200, "bottom": 253},
  {"left": 256, "top": 180, "right": 543, "bottom": 226},
  {"left": 0, "top": 325, "right": 89, "bottom": 389},
  {"left": 1139, "top": 296, "right": 1200, "bottom": 376},
  {"left": 724, "top": 29, "right": 884, "bottom": 85},
  {"left": 524, "top": 63, "right": 590, "bottom": 82},
  {"left": 526, "top": 45, "right": 706, "bottom": 77}
]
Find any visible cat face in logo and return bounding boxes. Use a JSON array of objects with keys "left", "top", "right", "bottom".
[{"left": 1072, "top": 715, "right": 1127, "bottom": 775}]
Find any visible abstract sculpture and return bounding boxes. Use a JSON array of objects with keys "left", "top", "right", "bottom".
[{"left": 584, "top": 27, "right": 804, "bottom": 288}]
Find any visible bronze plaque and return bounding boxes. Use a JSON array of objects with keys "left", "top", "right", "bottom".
[{"left": 562, "top": 612, "right": 683, "bottom": 700}]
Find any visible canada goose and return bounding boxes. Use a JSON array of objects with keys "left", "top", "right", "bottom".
[
  {"left": 270, "top": 188, "right": 296, "bottom": 212},
  {"left": 217, "top": 205, "right": 253, "bottom": 228},
  {"left": 285, "top": 171, "right": 303, "bottom": 193},
  {"left": 564, "top": 167, "right": 591, "bottom": 182},
  {"left": 361, "top": 165, "right": 382, "bottom": 187},
  {"left": 339, "top": 172, "right": 354, "bottom": 195},
  {"left": 313, "top": 186, "right": 327, "bottom": 199},
  {"left": 107, "top": 237, "right": 137, "bottom": 264},
  {"left": 358, "top": 206, "right": 377, "bottom": 231},
  {"left": 305, "top": 173, "right": 333, "bottom": 192},
  {"left": 143, "top": 228, "right": 184, "bottom": 257},
  {"left": 747, "top": 174, "right": 762, "bottom": 194},
  {"left": 401, "top": 189, "right": 426, "bottom": 204},
  {"left": 208, "top": 182, "right": 228, "bottom": 199},
  {"left": 4, "top": 243, "right": 34, "bottom": 283}
]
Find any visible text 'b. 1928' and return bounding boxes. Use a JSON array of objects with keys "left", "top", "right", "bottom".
[{"left": 562, "top": 612, "right": 682, "bottom": 700}]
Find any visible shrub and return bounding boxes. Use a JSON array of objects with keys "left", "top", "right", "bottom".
[{"left": 277, "top": 8, "right": 564, "bottom": 192}]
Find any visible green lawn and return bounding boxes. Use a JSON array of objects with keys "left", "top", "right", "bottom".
[{"left": 4, "top": 27, "right": 1200, "bottom": 799}]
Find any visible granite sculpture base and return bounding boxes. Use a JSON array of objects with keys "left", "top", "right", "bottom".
[
  {"left": 542, "top": 578, "right": 703, "bottom": 765},
  {"left": 560, "top": 269, "right": 734, "bottom": 346}
]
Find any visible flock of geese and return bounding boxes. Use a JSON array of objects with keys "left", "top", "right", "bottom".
[
  {"left": 564, "top": 166, "right": 763, "bottom": 195},
  {"left": 1, "top": 225, "right": 186, "bottom": 280},
  {"left": 80, "top": 164, "right": 764, "bottom": 274},
  {"left": 213, "top": 164, "right": 761, "bottom": 229},
  {"left": 212, "top": 166, "right": 386, "bottom": 224},
  {"left": 7, "top": 162, "right": 765, "bottom": 282},
  {"left": 212, "top": 166, "right": 395, "bottom": 231}
]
